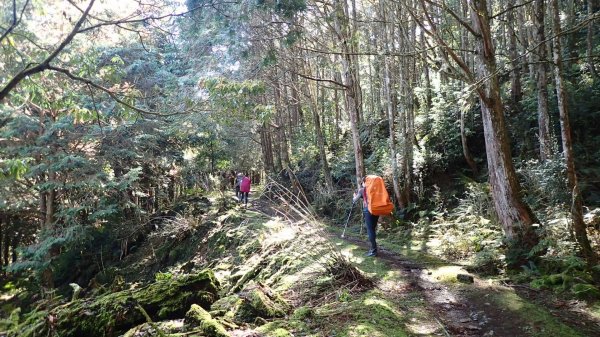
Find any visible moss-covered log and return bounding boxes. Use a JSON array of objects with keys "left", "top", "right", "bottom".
[
  {"left": 211, "top": 281, "right": 289, "bottom": 324},
  {"left": 13, "top": 270, "right": 219, "bottom": 337},
  {"left": 184, "top": 304, "right": 229, "bottom": 337}
]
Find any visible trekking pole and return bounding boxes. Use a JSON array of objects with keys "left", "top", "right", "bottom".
[{"left": 341, "top": 200, "right": 357, "bottom": 239}]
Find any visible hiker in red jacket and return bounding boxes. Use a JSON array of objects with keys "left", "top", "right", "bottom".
[{"left": 239, "top": 173, "right": 251, "bottom": 206}]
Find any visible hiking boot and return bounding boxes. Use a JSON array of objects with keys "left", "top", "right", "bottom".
[{"left": 365, "top": 250, "right": 377, "bottom": 257}]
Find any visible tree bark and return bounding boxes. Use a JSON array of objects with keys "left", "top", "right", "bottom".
[
  {"left": 272, "top": 66, "right": 291, "bottom": 170},
  {"left": 313, "top": 81, "right": 335, "bottom": 191},
  {"left": 378, "top": 0, "right": 402, "bottom": 208},
  {"left": 333, "top": 0, "right": 365, "bottom": 186},
  {"left": 469, "top": 0, "right": 540, "bottom": 262},
  {"left": 289, "top": 73, "right": 301, "bottom": 128},
  {"left": 535, "top": 0, "right": 553, "bottom": 161},
  {"left": 0, "top": 217, "right": 4, "bottom": 271},
  {"left": 507, "top": 0, "right": 523, "bottom": 107},
  {"left": 551, "top": 0, "right": 599, "bottom": 274},
  {"left": 334, "top": 71, "right": 342, "bottom": 144},
  {"left": 45, "top": 171, "right": 56, "bottom": 228},
  {"left": 461, "top": 108, "right": 478, "bottom": 175},
  {"left": 260, "top": 121, "right": 275, "bottom": 174},
  {"left": 587, "top": 0, "right": 598, "bottom": 78}
]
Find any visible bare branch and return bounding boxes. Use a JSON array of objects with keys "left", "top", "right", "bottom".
[
  {"left": 410, "top": 0, "right": 481, "bottom": 95},
  {"left": 0, "top": 0, "right": 96, "bottom": 102},
  {"left": 421, "top": 0, "right": 479, "bottom": 37},
  {"left": 491, "top": 0, "right": 535, "bottom": 20},
  {"left": 0, "top": 0, "right": 30, "bottom": 44},
  {"left": 75, "top": 2, "right": 224, "bottom": 34},
  {"left": 292, "top": 45, "right": 432, "bottom": 57},
  {"left": 288, "top": 68, "right": 348, "bottom": 89}
]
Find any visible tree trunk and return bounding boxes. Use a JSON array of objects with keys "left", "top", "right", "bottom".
[
  {"left": 45, "top": 173, "right": 56, "bottom": 229},
  {"left": 260, "top": 122, "right": 275, "bottom": 174},
  {"left": 378, "top": 0, "right": 402, "bottom": 208},
  {"left": 469, "top": 0, "right": 540, "bottom": 264},
  {"left": 334, "top": 71, "right": 342, "bottom": 144},
  {"left": 3, "top": 232, "right": 10, "bottom": 268},
  {"left": 507, "top": 0, "right": 523, "bottom": 107},
  {"left": 587, "top": 0, "right": 598, "bottom": 78},
  {"left": 551, "top": 0, "right": 599, "bottom": 275},
  {"left": 271, "top": 118, "right": 283, "bottom": 173},
  {"left": 461, "top": 108, "right": 478, "bottom": 175},
  {"left": 273, "top": 70, "right": 291, "bottom": 169},
  {"left": 334, "top": 0, "right": 365, "bottom": 186},
  {"left": 0, "top": 216, "right": 4, "bottom": 271},
  {"left": 290, "top": 73, "right": 301, "bottom": 129},
  {"left": 11, "top": 231, "right": 19, "bottom": 263},
  {"left": 535, "top": 0, "right": 553, "bottom": 161},
  {"left": 313, "top": 82, "right": 335, "bottom": 191},
  {"left": 564, "top": 0, "right": 579, "bottom": 65}
]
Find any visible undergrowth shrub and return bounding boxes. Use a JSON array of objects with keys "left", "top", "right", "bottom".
[
  {"left": 438, "top": 181, "right": 504, "bottom": 272},
  {"left": 527, "top": 256, "right": 600, "bottom": 299},
  {"left": 312, "top": 185, "right": 346, "bottom": 219},
  {"left": 517, "top": 158, "right": 568, "bottom": 215}
]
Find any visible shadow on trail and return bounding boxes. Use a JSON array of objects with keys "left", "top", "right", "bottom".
[{"left": 338, "top": 234, "right": 600, "bottom": 337}]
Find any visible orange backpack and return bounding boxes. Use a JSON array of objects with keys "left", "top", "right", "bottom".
[{"left": 365, "top": 175, "right": 394, "bottom": 216}]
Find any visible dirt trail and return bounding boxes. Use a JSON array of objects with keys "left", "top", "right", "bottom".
[
  {"left": 246, "top": 195, "right": 599, "bottom": 336},
  {"left": 341, "top": 236, "right": 600, "bottom": 337}
]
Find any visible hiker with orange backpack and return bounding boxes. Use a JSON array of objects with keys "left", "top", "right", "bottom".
[{"left": 352, "top": 175, "right": 394, "bottom": 257}]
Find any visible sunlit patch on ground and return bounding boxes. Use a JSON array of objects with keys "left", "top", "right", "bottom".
[
  {"left": 423, "top": 265, "right": 466, "bottom": 284},
  {"left": 263, "top": 223, "right": 297, "bottom": 246},
  {"left": 405, "top": 317, "right": 441, "bottom": 335}
]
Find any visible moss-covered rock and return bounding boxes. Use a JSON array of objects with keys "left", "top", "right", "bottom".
[
  {"left": 184, "top": 304, "right": 229, "bottom": 337},
  {"left": 11, "top": 270, "right": 220, "bottom": 337},
  {"left": 291, "top": 306, "right": 313, "bottom": 320},
  {"left": 211, "top": 281, "right": 289, "bottom": 324},
  {"left": 122, "top": 320, "right": 184, "bottom": 337},
  {"left": 256, "top": 322, "right": 294, "bottom": 337}
]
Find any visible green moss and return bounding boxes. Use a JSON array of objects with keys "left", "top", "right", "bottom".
[
  {"left": 122, "top": 320, "right": 185, "bottom": 337},
  {"left": 14, "top": 270, "right": 220, "bottom": 337},
  {"left": 261, "top": 327, "right": 292, "bottom": 337},
  {"left": 246, "top": 286, "right": 287, "bottom": 318},
  {"left": 210, "top": 294, "right": 242, "bottom": 316},
  {"left": 5, "top": 308, "right": 47, "bottom": 337},
  {"left": 291, "top": 306, "right": 313, "bottom": 320},
  {"left": 210, "top": 282, "right": 288, "bottom": 324},
  {"left": 571, "top": 283, "right": 600, "bottom": 299},
  {"left": 312, "top": 291, "right": 410, "bottom": 337},
  {"left": 256, "top": 321, "right": 307, "bottom": 337},
  {"left": 490, "top": 291, "right": 584, "bottom": 337},
  {"left": 184, "top": 304, "right": 228, "bottom": 337}
]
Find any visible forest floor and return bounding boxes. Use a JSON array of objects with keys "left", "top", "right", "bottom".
[
  {"left": 232, "top": 193, "right": 599, "bottom": 337},
  {"left": 335, "top": 232, "right": 600, "bottom": 337},
  {"left": 4, "top": 192, "right": 600, "bottom": 337}
]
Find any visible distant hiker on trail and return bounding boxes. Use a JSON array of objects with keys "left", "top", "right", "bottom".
[
  {"left": 239, "top": 173, "right": 251, "bottom": 206},
  {"left": 234, "top": 172, "right": 243, "bottom": 199},
  {"left": 352, "top": 175, "right": 394, "bottom": 257}
]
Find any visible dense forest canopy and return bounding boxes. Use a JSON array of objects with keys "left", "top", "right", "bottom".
[{"left": 1, "top": 0, "right": 600, "bottom": 336}]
